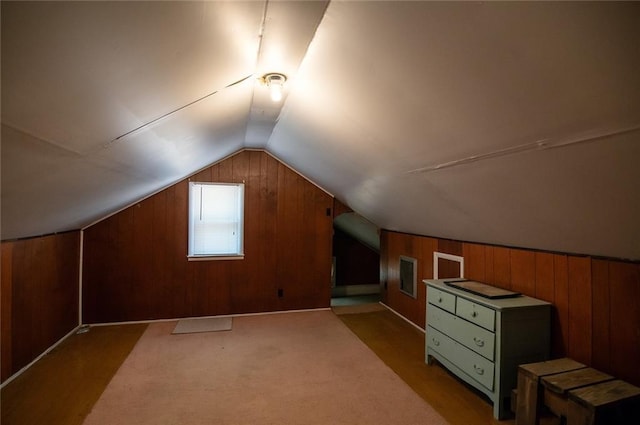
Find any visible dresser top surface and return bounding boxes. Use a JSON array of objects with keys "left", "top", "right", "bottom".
[{"left": 424, "top": 279, "right": 551, "bottom": 310}]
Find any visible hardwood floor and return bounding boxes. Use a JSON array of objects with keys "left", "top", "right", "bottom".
[
  {"left": 337, "top": 307, "right": 559, "bottom": 425},
  {"left": 2, "top": 307, "right": 557, "bottom": 425},
  {"left": 1, "top": 324, "right": 147, "bottom": 425},
  {"left": 338, "top": 308, "right": 507, "bottom": 424}
]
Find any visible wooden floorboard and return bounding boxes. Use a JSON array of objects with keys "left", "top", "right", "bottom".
[
  {"left": 337, "top": 307, "right": 560, "bottom": 425},
  {"left": 1, "top": 323, "right": 147, "bottom": 425}
]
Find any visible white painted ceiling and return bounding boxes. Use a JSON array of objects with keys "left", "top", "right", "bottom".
[{"left": 2, "top": 1, "right": 639, "bottom": 260}]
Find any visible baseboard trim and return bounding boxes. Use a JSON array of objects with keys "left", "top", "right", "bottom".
[
  {"left": 379, "top": 302, "right": 426, "bottom": 334},
  {"left": 87, "top": 307, "right": 332, "bottom": 327},
  {"left": 1, "top": 325, "right": 82, "bottom": 389}
]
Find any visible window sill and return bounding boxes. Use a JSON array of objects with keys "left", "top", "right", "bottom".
[{"left": 187, "top": 254, "right": 245, "bottom": 262}]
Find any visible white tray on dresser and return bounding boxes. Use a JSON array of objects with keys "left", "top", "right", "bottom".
[{"left": 424, "top": 278, "right": 551, "bottom": 419}]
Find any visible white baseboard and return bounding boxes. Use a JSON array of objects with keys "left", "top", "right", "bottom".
[
  {"left": 88, "top": 307, "right": 332, "bottom": 327},
  {"left": 1, "top": 325, "right": 81, "bottom": 389},
  {"left": 379, "top": 302, "right": 426, "bottom": 334}
]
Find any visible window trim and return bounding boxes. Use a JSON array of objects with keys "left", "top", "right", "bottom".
[
  {"left": 187, "top": 181, "right": 245, "bottom": 261},
  {"left": 187, "top": 254, "right": 245, "bottom": 262},
  {"left": 433, "top": 252, "right": 464, "bottom": 279}
]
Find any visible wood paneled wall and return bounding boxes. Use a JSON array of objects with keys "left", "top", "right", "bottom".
[
  {"left": 82, "top": 150, "right": 334, "bottom": 323},
  {"left": 1, "top": 232, "right": 80, "bottom": 383},
  {"left": 381, "top": 230, "right": 640, "bottom": 387}
]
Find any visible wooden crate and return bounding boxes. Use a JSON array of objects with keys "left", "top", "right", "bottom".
[
  {"left": 516, "top": 358, "right": 585, "bottom": 425},
  {"left": 567, "top": 380, "right": 640, "bottom": 425}
]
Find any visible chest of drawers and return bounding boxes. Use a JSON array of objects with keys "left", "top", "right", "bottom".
[{"left": 424, "top": 279, "right": 551, "bottom": 419}]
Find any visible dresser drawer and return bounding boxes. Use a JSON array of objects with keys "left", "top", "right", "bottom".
[
  {"left": 455, "top": 339, "right": 495, "bottom": 391},
  {"left": 427, "top": 326, "right": 457, "bottom": 359},
  {"left": 456, "top": 297, "right": 495, "bottom": 331},
  {"left": 427, "top": 304, "right": 453, "bottom": 335},
  {"left": 428, "top": 304, "right": 495, "bottom": 360},
  {"left": 428, "top": 326, "right": 495, "bottom": 391},
  {"left": 427, "top": 285, "right": 456, "bottom": 314}
]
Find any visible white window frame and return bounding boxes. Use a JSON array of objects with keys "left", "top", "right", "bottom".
[
  {"left": 187, "top": 182, "right": 245, "bottom": 261},
  {"left": 433, "top": 252, "right": 464, "bottom": 279}
]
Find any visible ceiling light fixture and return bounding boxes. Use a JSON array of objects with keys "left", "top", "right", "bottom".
[{"left": 262, "top": 73, "right": 287, "bottom": 102}]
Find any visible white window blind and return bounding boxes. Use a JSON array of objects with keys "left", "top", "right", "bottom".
[{"left": 188, "top": 182, "right": 244, "bottom": 257}]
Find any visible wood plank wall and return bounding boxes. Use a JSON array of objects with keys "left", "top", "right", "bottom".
[
  {"left": 380, "top": 230, "right": 640, "bottom": 387},
  {"left": 82, "top": 150, "right": 334, "bottom": 323},
  {"left": 1, "top": 231, "right": 80, "bottom": 383}
]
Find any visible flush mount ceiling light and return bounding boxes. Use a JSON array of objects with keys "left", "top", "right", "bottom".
[{"left": 261, "top": 73, "right": 287, "bottom": 102}]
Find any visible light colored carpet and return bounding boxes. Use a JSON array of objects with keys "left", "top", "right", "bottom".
[
  {"left": 172, "top": 316, "right": 232, "bottom": 334},
  {"left": 83, "top": 310, "right": 448, "bottom": 425}
]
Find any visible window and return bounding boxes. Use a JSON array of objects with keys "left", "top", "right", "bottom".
[
  {"left": 399, "top": 256, "right": 417, "bottom": 298},
  {"left": 188, "top": 182, "right": 244, "bottom": 259},
  {"left": 433, "top": 252, "right": 464, "bottom": 279}
]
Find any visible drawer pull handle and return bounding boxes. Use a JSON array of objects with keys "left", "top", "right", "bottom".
[
  {"left": 473, "top": 337, "right": 485, "bottom": 347},
  {"left": 432, "top": 338, "right": 440, "bottom": 346},
  {"left": 438, "top": 297, "right": 443, "bottom": 303},
  {"left": 474, "top": 365, "right": 484, "bottom": 375},
  {"left": 471, "top": 311, "right": 478, "bottom": 318}
]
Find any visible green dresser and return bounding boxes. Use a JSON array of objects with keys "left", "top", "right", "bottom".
[{"left": 424, "top": 279, "right": 551, "bottom": 419}]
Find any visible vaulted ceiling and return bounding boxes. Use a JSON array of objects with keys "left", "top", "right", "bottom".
[{"left": 2, "top": 1, "right": 639, "bottom": 260}]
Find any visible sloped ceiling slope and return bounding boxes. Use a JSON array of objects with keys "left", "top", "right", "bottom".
[
  {"left": 2, "top": 2, "right": 639, "bottom": 261},
  {"left": 269, "top": 1, "right": 640, "bottom": 260},
  {"left": 1, "top": 1, "right": 327, "bottom": 240}
]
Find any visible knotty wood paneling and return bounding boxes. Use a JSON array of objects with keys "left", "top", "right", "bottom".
[
  {"left": 492, "top": 246, "right": 512, "bottom": 289},
  {"left": 419, "top": 237, "right": 438, "bottom": 328},
  {"left": 591, "top": 259, "right": 610, "bottom": 372},
  {"left": 567, "top": 256, "right": 592, "bottom": 364},
  {"left": 462, "top": 243, "right": 486, "bottom": 282},
  {"left": 534, "top": 252, "right": 555, "bottom": 302},
  {"left": 384, "top": 232, "right": 423, "bottom": 326},
  {"left": 437, "top": 239, "right": 462, "bottom": 256},
  {"left": 553, "top": 254, "right": 569, "bottom": 357},
  {"left": 1, "top": 232, "right": 80, "bottom": 383},
  {"left": 484, "top": 245, "right": 495, "bottom": 283},
  {"left": 275, "top": 163, "right": 307, "bottom": 309},
  {"left": 381, "top": 229, "right": 640, "bottom": 386},
  {"left": 1, "top": 243, "right": 13, "bottom": 381},
  {"left": 381, "top": 232, "right": 400, "bottom": 308},
  {"left": 608, "top": 261, "right": 640, "bottom": 385},
  {"left": 82, "top": 150, "right": 333, "bottom": 323},
  {"left": 420, "top": 237, "right": 438, "bottom": 281},
  {"left": 379, "top": 231, "right": 389, "bottom": 304},
  {"left": 510, "top": 249, "right": 536, "bottom": 295}
]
